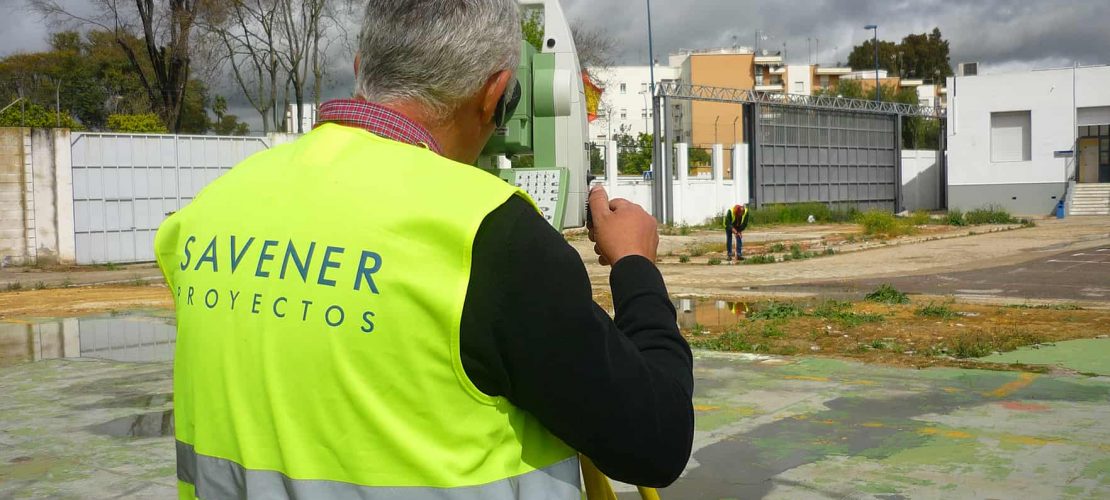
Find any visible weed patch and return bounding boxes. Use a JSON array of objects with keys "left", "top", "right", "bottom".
[
  {"left": 965, "top": 207, "right": 1016, "bottom": 225},
  {"left": 749, "top": 203, "right": 859, "bottom": 225},
  {"left": 742, "top": 254, "right": 777, "bottom": 265},
  {"left": 916, "top": 302, "right": 957, "bottom": 319},
  {"left": 750, "top": 302, "right": 805, "bottom": 320},
  {"left": 858, "top": 210, "right": 917, "bottom": 237},
  {"left": 866, "top": 284, "right": 910, "bottom": 305}
]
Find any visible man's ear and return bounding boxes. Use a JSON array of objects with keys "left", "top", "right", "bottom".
[{"left": 480, "top": 70, "right": 514, "bottom": 125}]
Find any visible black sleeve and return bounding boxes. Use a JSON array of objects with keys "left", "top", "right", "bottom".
[{"left": 460, "top": 195, "right": 694, "bottom": 488}]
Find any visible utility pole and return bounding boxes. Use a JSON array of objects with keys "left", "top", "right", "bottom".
[
  {"left": 54, "top": 79, "right": 62, "bottom": 128},
  {"left": 865, "top": 25, "right": 880, "bottom": 101}
]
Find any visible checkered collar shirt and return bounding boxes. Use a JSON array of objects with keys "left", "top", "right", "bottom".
[{"left": 315, "top": 99, "right": 443, "bottom": 155}]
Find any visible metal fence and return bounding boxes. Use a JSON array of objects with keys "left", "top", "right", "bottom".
[
  {"left": 754, "top": 106, "right": 898, "bottom": 211},
  {"left": 70, "top": 133, "right": 269, "bottom": 264}
]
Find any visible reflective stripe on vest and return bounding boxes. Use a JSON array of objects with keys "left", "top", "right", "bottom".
[
  {"left": 177, "top": 441, "right": 581, "bottom": 500},
  {"left": 156, "top": 124, "right": 578, "bottom": 499}
]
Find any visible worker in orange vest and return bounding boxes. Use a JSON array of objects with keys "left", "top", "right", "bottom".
[{"left": 725, "top": 204, "right": 750, "bottom": 262}]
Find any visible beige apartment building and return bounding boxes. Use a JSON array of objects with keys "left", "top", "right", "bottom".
[{"left": 666, "top": 49, "right": 944, "bottom": 176}]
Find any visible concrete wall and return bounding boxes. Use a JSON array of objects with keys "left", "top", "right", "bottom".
[
  {"left": 0, "top": 128, "right": 75, "bottom": 266},
  {"left": 596, "top": 141, "right": 750, "bottom": 226},
  {"left": 1, "top": 129, "right": 291, "bottom": 266},
  {"left": 0, "top": 128, "right": 30, "bottom": 266},
  {"left": 901, "top": 150, "right": 942, "bottom": 212},
  {"left": 945, "top": 65, "right": 1110, "bottom": 214}
]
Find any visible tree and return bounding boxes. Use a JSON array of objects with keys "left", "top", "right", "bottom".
[
  {"left": 107, "top": 113, "right": 168, "bottom": 133},
  {"left": 521, "top": 11, "right": 615, "bottom": 71},
  {"left": 210, "top": 94, "right": 250, "bottom": 135},
  {"left": 0, "top": 101, "right": 83, "bottom": 129},
  {"left": 847, "top": 28, "right": 953, "bottom": 81},
  {"left": 688, "top": 147, "right": 711, "bottom": 167},
  {"left": 615, "top": 132, "right": 653, "bottom": 175},
  {"left": 198, "top": 0, "right": 283, "bottom": 133},
  {"left": 31, "top": 0, "right": 219, "bottom": 132}
]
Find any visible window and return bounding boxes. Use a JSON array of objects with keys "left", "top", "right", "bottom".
[
  {"left": 620, "top": 83, "right": 627, "bottom": 94},
  {"left": 641, "top": 109, "right": 648, "bottom": 119},
  {"left": 990, "top": 111, "right": 1031, "bottom": 162},
  {"left": 620, "top": 108, "right": 627, "bottom": 120},
  {"left": 793, "top": 81, "right": 805, "bottom": 93},
  {"left": 641, "top": 83, "right": 649, "bottom": 93},
  {"left": 820, "top": 75, "right": 830, "bottom": 88}
]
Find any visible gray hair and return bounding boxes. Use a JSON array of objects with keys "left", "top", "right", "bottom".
[{"left": 355, "top": 0, "right": 522, "bottom": 120}]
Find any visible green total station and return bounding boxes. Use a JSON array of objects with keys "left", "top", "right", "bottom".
[{"left": 480, "top": 0, "right": 591, "bottom": 230}]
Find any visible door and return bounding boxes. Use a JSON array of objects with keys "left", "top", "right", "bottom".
[{"left": 1078, "top": 138, "right": 1099, "bottom": 183}]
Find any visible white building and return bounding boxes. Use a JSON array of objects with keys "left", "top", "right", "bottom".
[
  {"left": 587, "top": 65, "right": 681, "bottom": 141},
  {"left": 946, "top": 65, "right": 1110, "bottom": 215},
  {"left": 285, "top": 103, "right": 318, "bottom": 134}
]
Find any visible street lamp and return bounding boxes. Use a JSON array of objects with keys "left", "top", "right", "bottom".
[
  {"left": 864, "top": 24, "right": 880, "bottom": 101},
  {"left": 646, "top": 0, "right": 656, "bottom": 95}
]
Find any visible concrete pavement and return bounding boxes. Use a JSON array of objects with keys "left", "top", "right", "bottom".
[{"left": 2, "top": 325, "right": 1108, "bottom": 499}]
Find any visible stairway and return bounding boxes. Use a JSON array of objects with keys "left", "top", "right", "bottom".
[{"left": 1069, "top": 183, "right": 1110, "bottom": 216}]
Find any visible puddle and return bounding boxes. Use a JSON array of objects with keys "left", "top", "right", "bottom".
[
  {"left": 87, "top": 410, "right": 174, "bottom": 438},
  {"left": 0, "top": 313, "right": 176, "bottom": 368},
  {"left": 673, "top": 298, "right": 751, "bottom": 330}
]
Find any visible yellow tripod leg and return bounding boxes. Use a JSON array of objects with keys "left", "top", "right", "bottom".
[{"left": 580, "top": 455, "right": 661, "bottom": 500}]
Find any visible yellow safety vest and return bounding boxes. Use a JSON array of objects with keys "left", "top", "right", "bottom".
[{"left": 155, "top": 123, "right": 579, "bottom": 499}]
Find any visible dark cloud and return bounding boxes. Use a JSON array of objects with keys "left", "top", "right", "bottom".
[
  {"left": 4, "top": 0, "right": 1107, "bottom": 131},
  {"left": 562, "top": 0, "right": 1109, "bottom": 71}
]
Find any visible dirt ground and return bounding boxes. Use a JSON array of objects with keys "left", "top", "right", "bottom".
[
  {"left": 0, "top": 285, "right": 172, "bottom": 320},
  {"left": 669, "top": 296, "right": 1110, "bottom": 372},
  {"left": 2, "top": 216, "right": 1109, "bottom": 372}
]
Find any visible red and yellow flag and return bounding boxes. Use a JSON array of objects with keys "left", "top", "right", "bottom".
[{"left": 582, "top": 70, "right": 603, "bottom": 123}]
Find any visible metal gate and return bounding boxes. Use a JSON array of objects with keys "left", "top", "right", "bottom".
[
  {"left": 651, "top": 84, "right": 941, "bottom": 222},
  {"left": 70, "top": 133, "right": 269, "bottom": 264},
  {"left": 754, "top": 105, "right": 899, "bottom": 211}
]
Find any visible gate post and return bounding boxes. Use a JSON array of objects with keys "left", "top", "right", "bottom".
[
  {"left": 663, "top": 95, "right": 676, "bottom": 224},
  {"left": 895, "top": 114, "right": 904, "bottom": 213},
  {"left": 651, "top": 95, "right": 664, "bottom": 222}
]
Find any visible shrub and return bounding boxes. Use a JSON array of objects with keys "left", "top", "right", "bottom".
[
  {"left": 946, "top": 209, "right": 967, "bottom": 226},
  {"left": 678, "top": 255, "right": 691, "bottom": 264},
  {"left": 107, "top": 113, "right": 169, "bottom": 134},
  {"left": 790, "top": 244, "right": 805, "bottom": 260},
  {"left": 0, "top": 101, "right": 84, "bottom": 129},
  {"left": 858, "top": 210, "right": 916, "bottom": 237},
  {"left": 687, "top": 244, "right": 708, "bottom": 257},
  {"left": 965, "top": 206, "right": 1017, "bottom": 225},
  {"left": 707, "top": 257, "right": 722, "bottom": 266},
  {"left": 769, "top": 243, "right": 787, "bottom": 253},
  {"left": 866, "top": 284, "right": 910, "bottom": 305}
]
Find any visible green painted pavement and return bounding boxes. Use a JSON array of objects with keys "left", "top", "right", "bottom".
[{"left": 983, "top": 338, "right": 1110, "bottom": 375}]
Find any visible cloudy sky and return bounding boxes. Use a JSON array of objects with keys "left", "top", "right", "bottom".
[{"left": 2, "top": 0, "right": 1107, "bottom": 128}]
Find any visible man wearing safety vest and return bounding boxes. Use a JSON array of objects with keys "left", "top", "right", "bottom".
[
  {"left": 725, "top": 204, "right": 750, "bottom": 262},
  {"left": 154, "top": 1, "right": 693, "bottom": 498}
]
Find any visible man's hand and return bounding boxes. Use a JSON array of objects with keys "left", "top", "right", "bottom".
[{"left": 588, "top": 187, "right": 659, "bottom": 266}]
